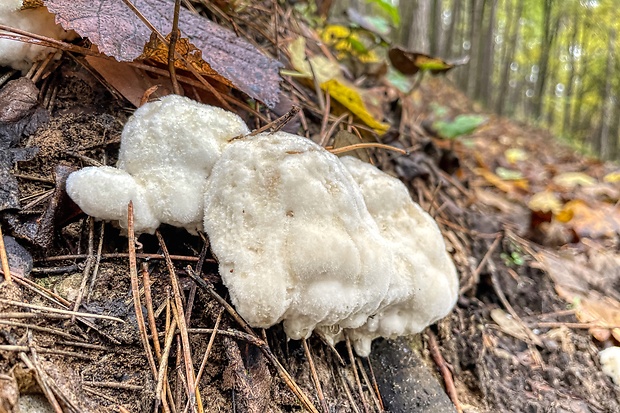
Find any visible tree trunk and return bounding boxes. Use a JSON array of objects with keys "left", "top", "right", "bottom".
[
  {"left": 533, "top": 0, "right": 559, "bottom": 121},
  {"left": 399, "top": 0, "right": 431, "bottom": 52},
  {"left": 599, "top": 28, "right": 616, "bottom": 159},
  {"left": 430, "top": 0, "right": 443, "bottom": 56},
  {"left": 467, "top": 0, "right": 484, "bottom": 97},
  {"left": 562, "top": 6, "right": 581, "bottom": 137},
  {"left": 497, "top": 0, "right": 523, "bottom": 116},
  {"left": 444, "top": 0, "right": 460, "bottom": 58},
  {"left": 479, "top": 0, "right": 497, "bottom": 105}
]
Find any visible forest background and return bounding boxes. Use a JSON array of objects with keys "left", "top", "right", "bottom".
[{"left": 333, "top": 0, "right": 620, "bottom": 160}]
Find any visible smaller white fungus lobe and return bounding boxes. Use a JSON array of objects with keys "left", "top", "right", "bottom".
[
  {"left": 0, "top": 2, "right": 75, "bottom": 72},
  {"left": 66, "top": 95, "right": 249, "bottom": 234},
  {"left": 599, "top": 346, "right": 620, "bottom": 385}
]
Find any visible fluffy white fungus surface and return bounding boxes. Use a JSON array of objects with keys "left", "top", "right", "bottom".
[
  {"left": 203, "top": 132, "right": 393, "bottom": 341},
  {"left": 0, "top": 1, "right": 75, "bottom": 71},
  {"left": 66, "top": 95, "right": 249, "bottom": 233},
  {"left": 339, "top": 156, "right": 459, "bottom": 355},
  {"left": 599, "top": 346, "right": 620, "bottom": 385},
  {"left": 66, "top": 97, "right": 459, "bottom": 356}
]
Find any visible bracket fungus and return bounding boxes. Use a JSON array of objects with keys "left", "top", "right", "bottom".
[{"left": 66, "top": 95, "right": 459, "bottom": 356}]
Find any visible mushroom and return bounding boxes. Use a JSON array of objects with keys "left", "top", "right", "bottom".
[
  {"left": 66, "top": 95, "right": 249, "bottom": 233},
  {"left": 599, "top": 346, "right": 620, "bottom": 385},
  {"left": 66, "top": 97, "right": 459, "bottom": 356},
  {"left": 203, "top": 132, "right": 393, "bottom": 341},
  {"left": 338, "top": 156, "right": 459, "bottom": 355},
  {"left": 0, "top": 1, "right": 75, "bottom": 72}
]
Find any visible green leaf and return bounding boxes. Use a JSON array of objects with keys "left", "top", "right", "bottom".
[
  {"left": 365, "top": 0, "right": 400, "bottom": 26},
  {"left": 432, "top": 114, "right": 486, "bottom": 139}
]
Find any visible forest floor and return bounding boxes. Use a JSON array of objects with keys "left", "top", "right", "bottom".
[{"left": 1, "top": 4, "right": 620, "bottom": 413}]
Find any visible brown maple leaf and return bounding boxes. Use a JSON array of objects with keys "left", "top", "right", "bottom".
[{"left": 44, "top": 0, "right": 282, "bottom": 107}]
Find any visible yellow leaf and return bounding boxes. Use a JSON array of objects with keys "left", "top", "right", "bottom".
[
  {"left": 504, "top": 148, "right": 527, "bottom": 164},
  {"left": 553, "top": 172, "right": 596, "bottom": 189},
  {"left": 288, "top": 37, "right": 340, "bottom": 84},
  {"left": 604, "top": 171, "right": 620, "bottom": 183},
  {"left": 320, "top": 78, "right": 389, "bottom": 133},
  {"left": 528, "top": 191, "right": 562, "bottom": 214},
  {"left": 556, "top": 199, "right": 620, "bottom": 238},
  {"left": 474, "top": 167, "right": 529, "bottom": 193}
]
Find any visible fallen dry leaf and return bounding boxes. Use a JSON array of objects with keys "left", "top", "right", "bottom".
[
  {"left": 45, "top": 0, "right": 282, "bottom": 107},
  {"left": 556, "top": 199, "right": 620, "bottom": 238}
]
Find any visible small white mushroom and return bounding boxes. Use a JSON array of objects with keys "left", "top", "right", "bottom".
[
  {"left": 0, "top": 2, "right": 75, "bottom": 72},
  {"left": 600, "top": 346, "right": 620, "bottom": 385},
  {"left": 203, "top": 132, "right": 394, "bottom": 340},
  {"left": 66, "top": 95, "right": 249, "bottom": 233}
]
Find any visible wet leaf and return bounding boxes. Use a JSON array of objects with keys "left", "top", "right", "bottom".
[
  {"left": 3, "top": 236, "right": 33, "bottom": 277},
  {"left": 45, "top": 0, "right": 282, "bottom": 107},
  {"left": 389, "top": 46, "right": 469, "bottom": 75}
]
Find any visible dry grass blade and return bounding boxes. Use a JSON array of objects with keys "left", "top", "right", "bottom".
[
  {"left": 195, "top": 308, "right": 223, "bottom": 384},
  {"left": 345, "top": 335, "right": 369, "bottom": 413},
  {"left": 366, "top": 357, "right": 384, "bottom": 411},
  {"left": 460, "top": 234, "right": 502, "bottom": 295},
  {"left": 156, "top": 231, "right": 199, "bottom": 412},
  {"left": 142, "top": 262, "right": 162, "bottom": 359},
  {"left": 127, "top": 202, "right": 159, "bottom": 380},
  {"left": 0, "top": 298, "right": 124, "bottom": 322},
  {"left": 168, "top": 0, "right": 183, "bottom": 95},
  {"left": 303, "top": 338, "right": 329, "bottom": 413},
  {"left": 244, "top": 105, "right": 301, "bottom": 137},
  {"left": 0, "top": 320, "right": 83, "bottom": 341},
  {"left": 0, "top": 224, "right": 12, "bottom": 283},
  {"left": 356, "top": 358, "right": 382, "bottom": 413}
]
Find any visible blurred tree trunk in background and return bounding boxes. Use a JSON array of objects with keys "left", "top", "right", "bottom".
[
  {"left": 467, "top": 0, "right": 483, "bottom": 97},
  {"left": 399, "top": 0, "right": 431, "bottom": 52},
  {"left": 480, "top": 0, "right": 497, "bottom": 105},
  {"left": 562, "top": 8, "right": 580, "bottom": 137},
  {"left": 496, "top": 0, "right": 522, "bottom": 115},
  {"left": 598, "top": 27, "right": 615, "bottom": 159},
  {"left": 430, "top": 0, "right": 443, "bottom": 56},
  {"left": 532, "top": 0, "right": 559, "bottom": 120}
]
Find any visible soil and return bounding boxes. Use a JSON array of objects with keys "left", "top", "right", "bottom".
[{"left": 1, "top": 7, "right": 620, "bottom": 413}]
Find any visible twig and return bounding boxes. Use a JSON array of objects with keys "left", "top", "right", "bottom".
[
  {"left": 303, "top": 338, "right": 329, "bottom": 413},
  {"left": 345, "top": 335, "right": 369, "bottom": 413},
  {"left": 86, "top": 222, "right": 106, "bottom": 303},
  {"left": 427, "top": 330, "right": 463, "bottom": 413},
  {"left": 82, "top": 381, "right": 144, "bottom": 391},
  {"left": 168, "top": 0, "right": 182, "bottom": 95},
  {"left": 128, "top": 202, "right": 159, "bottom": 380},
  {"left": 119, "top": 0, "right": 232, "bottom": 110},
  {"left": 195, "top": 308, "right": 223, "bottom": 384},
  {"left": 327, "top": 143, "right": 407, "bottom": 156},
  {"left": 0, "top": 224, "right": 12, "bottom": 283},
  {"left": 0, "top": 299, "right": 125, "bottom": 322},
  {"left": 44, "top": 253, "right": 203, "bottom": 262},
  {"left": 71, "top": 217, "right": 95, "bottom": 322},
  {"left": 0, "top": 320, "right": 82, "bottom": 341},
  {"left": 459, "top": 234, "right": 502, "bottom": 295},
  {"left": 319, "top": 112, "right": 348, "bottom": 147},
  {"left": 156, "top": 231, "right": 199, "bottom": 412},
  {"left": 240, "top": 105, "right": 301, "bottom": 138},
  {"left": 0, "top": 345, "right": 95, "bottom": 360},
  {"left": 339, "top": 368, "right": 361, "bottom": 413},
  {"left": 142, "top": 262, "right": 162, "bottom": 359},
  {"left": 356, "top": 358, "right": 382, "bottom": 413},
  {"left": 366, "top": 356, "right": 384, "bottom": 411}
]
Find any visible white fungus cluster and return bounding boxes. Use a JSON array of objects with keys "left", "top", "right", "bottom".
[
  {"left": 0, "top": 1, "right": 75, "bottom": 72},
  {"left": 66, "top": 95, "right": 459, "bottom": 356}
]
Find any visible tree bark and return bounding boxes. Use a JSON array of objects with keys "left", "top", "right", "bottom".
[
  {"left": 480, "top": 0, "right": 497, "bottom": 105},
  {"left": 497, "top": 0, "right": 523, "bottom": 116},
  {"left": 562, "top": 6, "right": 581, "bottom": 137},
  {"left": 533, "top": 0, "right": 559, "bottom": 121},
  {"left": 598, "top": 27, "right": 616, "bottom": 159}
]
